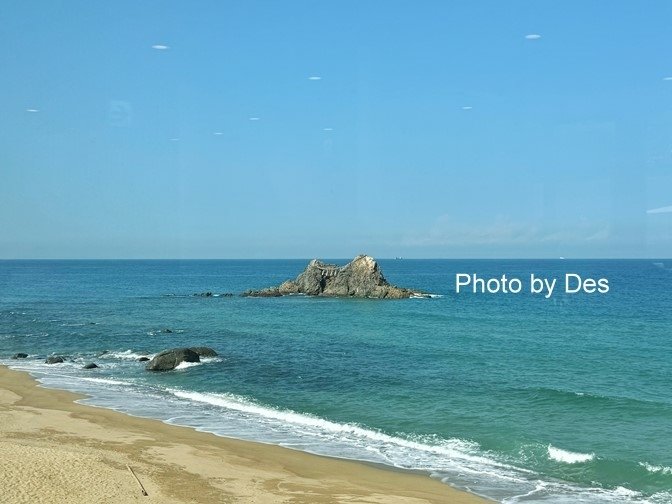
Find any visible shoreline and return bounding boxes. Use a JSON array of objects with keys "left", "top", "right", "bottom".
[{"left": 0, "top": 365, "right": 488, "bottom": 503}]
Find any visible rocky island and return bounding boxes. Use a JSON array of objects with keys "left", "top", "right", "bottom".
[{"left": 243, "top": 255, "right": 427, "bottom": 299}]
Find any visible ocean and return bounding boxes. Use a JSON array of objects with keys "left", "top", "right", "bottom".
[{"left": 1, "top": 259, "right": 670, "bottom": 503}]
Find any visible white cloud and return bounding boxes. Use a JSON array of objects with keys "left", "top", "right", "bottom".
[
  {"left": 525, "top": 34, "right": 541, "bottom": 40},
  {"left": 151, "top": 44, "right": 169, "bottom": 50},
  {"left": 169, "top": 137, "right": 179, "bottom": 141},
  {"left": 647, "top": 205, "right": 672, "bottom": 214},
  {"left": 323, "top": 127, "right": 333, "bottom": 131},
  {"left": 308, "top": 76, "right": 322, "bottom": 80},
  {"left": 663, "top": 77, "right": 672, "bottom": 81},
  {"left": 461, "top": 106, "right": 473, "bottom": 110},
  {"left": 249, "top": 117, "right": 260, "bottom": 121},
  {"left": 26, "top": 108, "right": 39, "bottom": 113},
  {"left": 213, "top": 132, "right": 223, "bottom": 135}
]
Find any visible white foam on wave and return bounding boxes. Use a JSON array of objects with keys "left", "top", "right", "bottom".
[
  {"left": 502, "top": 481, "right": 548, "bottom": 502},
  {"left": 26, "top": 360, "right": 83, "bottom": 370},
  {"left": 168, "top": 389, "right": 515, "bottom": 471},
  {"left": 649, "top": 491, "right": 672, "bottom": 504},
  {"left": 77, "top": 376, "right": 130, "bottom": 386},
  {"left": 102, "top": 350, "right": 153, "bottom": 361},
  {"left": 502, "top": 480, "right": 650, "bottom": 504},
  {"left": 547, "top": 445, "right": 595, "bottom": 464},
  {"left": 639, "top": 462, "right": 672, "bottom": 475},
  {"left": 173, "top": 357, "right": 222, "bottom": 370},
  {"left": 174, "top": 361, "right": 202, "bottom": 370},
  {"left": 0, "top": 361, "right": 132, "bottom": 391},
  {"left": 410, "top": 293, "right": 444, "bottom": 299}
]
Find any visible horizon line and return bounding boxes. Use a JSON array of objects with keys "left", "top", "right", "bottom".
[{"left": 0, "top": 257, "right": 670, "bottom": 261}]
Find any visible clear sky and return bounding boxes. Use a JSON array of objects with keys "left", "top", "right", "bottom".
[{"left": 2, "top": 1, "right": 671, "bottom": 258}]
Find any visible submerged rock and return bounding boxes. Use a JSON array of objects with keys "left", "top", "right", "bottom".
[
  {"left": 11, "top": 353, "right": 28, "bottom": 359},
  {"left": 83, "top": 363, "right": 98, "bottom": 369},
  {"left": 243, "top": 255, "right": 425, "bottom": 299},
  {"left": 145, "top": 348, "right": 200, "bottom": 371},
  {"left": 188, "top": 346, "right": 218, "bottom": 358},
  {"left": 45, "top": 356, "right": 65, "bottom": 364},
  {"left": 137, "top": 356, "right": 150, "bottom": 362},
  {"left": 162, "top": 328, "right": 173, "bottom": 334}
]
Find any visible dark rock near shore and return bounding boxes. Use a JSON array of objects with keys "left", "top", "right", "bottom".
[
  {"left": 243, "top": 255, "right": 425, "bottom": 299},
  {"left": 83, "top": 363, "right": 98, "bottom": 369},
  {"left": 137, "top": 356, "right": 150, "bottom": 362},
  {"left": 162, "top": 328, "right": 173, "bottom": 333},
  {"left": 45, "top": 356, "right": 65, "bottom": 364},
  {"left": 11, "top": 353, "right": 28, "bottom": 359},
  {"left": 193, "top": 292, "right": 234, "bottom": 298},
  {"left": 194, "top": 291, "right": 213, "bottom": 297},
  {"left": 188, "top": 346, "right": 218, "bottom": 358},
  {"left": 145, "top": 348, "right": 200, "bottom": 371}
]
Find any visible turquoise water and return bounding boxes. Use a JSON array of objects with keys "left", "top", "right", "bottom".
[{"left": 1, "top": 260, "right": 671, "bottom": 503}]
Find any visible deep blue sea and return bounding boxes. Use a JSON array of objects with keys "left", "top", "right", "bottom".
[{"left": 1, "top": 259, "right": 671, "bottom": 503}]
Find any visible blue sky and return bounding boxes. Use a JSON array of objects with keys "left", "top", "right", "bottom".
[{"left": 2, "top": 1, "right": 671, "bottom": 258}]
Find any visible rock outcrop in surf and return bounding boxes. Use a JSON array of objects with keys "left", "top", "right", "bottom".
[
  {"left": 145, "top": 348, "right": 200, "bottom": 371},
  {"left": 189, "top": 347, "right": 218, "bottom": 358},
  {"left": 144, "top": 346, "right": 218, "bottom": 371},
  {"left": 242, "top": 255, "right": 426, "bottom": 299}
]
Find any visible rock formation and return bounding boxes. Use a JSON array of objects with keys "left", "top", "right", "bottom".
[
  {"left": 11, "top": 353, "right": 28, "bottom": 359},
  {"left": 45, "top": 356, "right": 65, "bottom": 364},
  {"left": 188, "top": 347, "right": 218, "bottom": 358},
  {"left": 145, "top": 348, "right": 200, "bottom": 371},
  {"left": 243, "top": 255, "right": 425, "bottom": 299}
]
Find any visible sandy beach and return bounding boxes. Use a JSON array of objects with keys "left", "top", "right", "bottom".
[{"left": 0, "top": 365, "right": 487, "bottom": 503}]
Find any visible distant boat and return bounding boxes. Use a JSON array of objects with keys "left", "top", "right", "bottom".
[
  {"left": 395, "top": 257, "right": 403, "bottom": 260},
  {"left": 559, "top": 257, "right": 565, "bottom": 260}
]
